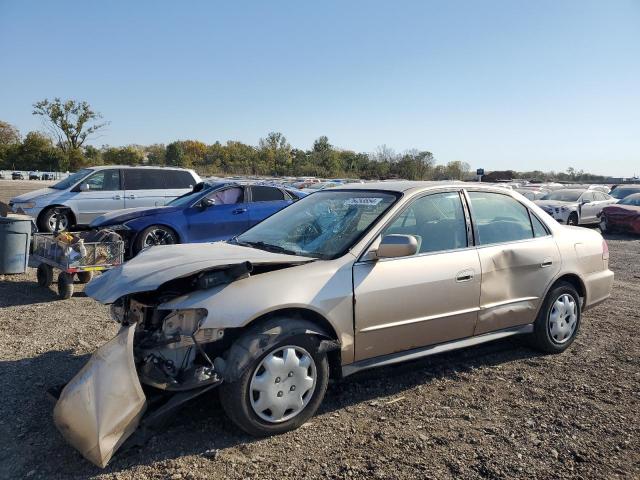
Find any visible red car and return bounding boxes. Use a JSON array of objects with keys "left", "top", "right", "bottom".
[{"left": 600, "top": 193, "right": 640, "bottom": 235}]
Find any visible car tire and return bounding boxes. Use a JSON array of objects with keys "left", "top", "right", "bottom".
[
  {"left": 76, "top": 271, "right": 94, "bottom": 284},
  {"left": 133, "top": 225, "right": 179, "bottom": 255},
  {"left": 567, "top": 212, "right": 579, "bottom": 226},
  {"left": 219, "top": 333, "right": 329, "bottom": 437},
  {"left": 599, "top": 216, "right": 612, "bottom": 234},
  {"left": 529, "top": 281, "right": 581, "bottom": 354},
  {"left": 36, "top": 263, "right": 53, "bottom": 287},
  {"left": 57, "top": 272, "right": 74, "bottom": 300},
  {"left": 38, "top": 207, "right": 72, "bottom": 233}
]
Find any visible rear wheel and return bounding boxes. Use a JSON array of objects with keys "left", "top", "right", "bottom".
[
  {"left": 529, "top": 281, "right": 581, "bottom": 353},
  {"left": 219, "top": 333, "right": 329, "bottom": 437},
  {"left": 567, "top": 213, "right": 579, "bottom": 226},
  {"left": 36, "top": 264, "right": 53, "bottom": 287},
  {"left": 57, "top": 272, "right": 74, "bottom": 300},
  {"left": 133, "top": 225, "right": 179, "bottom": 255}
]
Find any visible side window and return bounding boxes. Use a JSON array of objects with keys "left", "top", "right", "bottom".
[
  {"left": 251, "top": 186, "right": 286, "bottom": 202},
  {"left": 530, "top": 212, "right": 549, "bottom": 238},
  {"left": 84, "top": 169, "right": 120, "bottom": 191},
  {"left": 165, "top": 170, "right": 196, "bottom": 189},
  {"left": 123, "top": 169, "right": 149, "bottom": 190},
  {"left": 468, "top": 192, "right": 534, "bottom": 245},
  {"left": 145, "top": 170, "right": 166, "bottom": 189},
  {"left": 581, "top": 192, "right": 594, "bottom": 203},
  {"left": 206, "top": 187, "right": 243, "bottom": 205},
  {"left": 594, "top": 192, "right": 607, "bottom": 201},
  {"left": 381, "top": 192, "right": 467, "bottom": 254}
]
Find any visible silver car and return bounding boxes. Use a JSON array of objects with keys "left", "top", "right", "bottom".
[
  {"left": 535, "top": 189, "right": 616, "bottom": 225},
  {"left": 9, "top": 166, "right": 200, "bottom": 232},
  {"left": 53, "top": 182, "right": 613, "bottom": 467}
]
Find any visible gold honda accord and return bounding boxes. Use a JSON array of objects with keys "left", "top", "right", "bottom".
[{"left": 53, "top": 182, "right": 613, "bottom": 466}]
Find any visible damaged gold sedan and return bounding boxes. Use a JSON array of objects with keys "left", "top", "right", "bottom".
[{"left": 52, "top": 182, "right": 614, "bottom": 467}]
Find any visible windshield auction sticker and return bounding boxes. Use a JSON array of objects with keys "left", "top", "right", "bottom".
[{"left": 344, "top": 198, "right": 383, "bottom": 206}]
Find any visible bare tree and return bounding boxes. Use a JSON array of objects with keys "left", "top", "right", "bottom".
[{"left": 32, "top": 98, "right": 108, "bottom": 152}]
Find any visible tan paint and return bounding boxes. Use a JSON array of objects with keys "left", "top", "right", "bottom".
[
  {"left": 353, "top": 248, "right": 481, "bottom": 360},
  {"left": 474, "top": 236, "right": 561, "bottom": 334},
  {"left": 53, "top": 325, "right": 146, "bottom": 468},
  {"left": 61, "top": 182, "right": 614, "bottom": 468}
]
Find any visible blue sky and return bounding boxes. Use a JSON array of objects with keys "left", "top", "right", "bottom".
[{"left": 1, "top": 0, "right": 639, "bottom": 176}]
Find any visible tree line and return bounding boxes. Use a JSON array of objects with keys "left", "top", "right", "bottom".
[{"left": 0, "top": 98, "right": 609, "bottom": 183}]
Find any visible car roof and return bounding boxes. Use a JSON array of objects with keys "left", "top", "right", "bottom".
[
  {"left": 88, "top": 165, "right": 195, "bottom": 171},
  {"left": 333, "top": 180, "right": 497, "bottom": 193}
]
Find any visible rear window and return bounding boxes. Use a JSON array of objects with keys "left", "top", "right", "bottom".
[
  {"left": 123, "top": 169, "right": 160, "bottom": 190},
  {"left": 165, "top": 170, "right": 196, "bottom": 189},
  {"left": 251, "top": 186, "right": 286, "bottom": 202}
]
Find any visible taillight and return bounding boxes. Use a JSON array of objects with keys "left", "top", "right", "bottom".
[{"left": 602, "top": 239, "right": 609, "bottom": 261}]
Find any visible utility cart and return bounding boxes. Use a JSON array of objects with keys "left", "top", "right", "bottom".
[{"left": 31, "top": 231, "right": 124, "bottom": 299}]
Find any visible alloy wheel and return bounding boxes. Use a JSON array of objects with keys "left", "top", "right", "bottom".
[
  {"left": 249, "top": 345, "right": 317, "bottom": 423},
  {"left": 48, "top": 213, "right": 68, "bottom": 231},
  {"left": 143, "top": 228, "right": 176, "bottom": 247}
]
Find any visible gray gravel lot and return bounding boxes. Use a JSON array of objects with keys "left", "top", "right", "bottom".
[{"left": 0, "top": 233, "right": 638, "bottom": 479}]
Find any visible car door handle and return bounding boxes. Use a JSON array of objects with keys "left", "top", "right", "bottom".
[
  {"left": 455, "top": 270, "right": 474, "bottom": 283},
  {"left": 232, "top": 208, "right": 247, "bottom": 215},
  {"left": 128, "top": 194, "right": 136, "bottom": 199},
  {"left": 540, "top": 259, "right": 553, "bottom": 268},
  {"left": 113, "top": 195, "right": 122, "bottom": 200}
]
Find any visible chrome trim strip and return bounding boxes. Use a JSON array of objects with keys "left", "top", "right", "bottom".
[
  {"left": 359, "top": 307, "right": 480, "bottom": 333},
  {"left": 342, "top": 324, "right": 534, "bottom": 377},
  {"left": 480, "top": 296, "right": 539, "bottom": 310}
]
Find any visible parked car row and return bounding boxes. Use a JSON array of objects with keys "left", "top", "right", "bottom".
[
  {"left": 534, "top": 189, "right": 616, "bottom": 226},
  {"left": 52, "top": 181, "right": 614, "bottom": 467}
]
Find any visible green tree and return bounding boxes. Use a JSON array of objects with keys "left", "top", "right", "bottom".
[
  {"left": 258, "top": 132, "right": 291, "bottom": 175},
  {"left": 102, "top": 146, "right": 145, "bottom": 165},
  {"left": 145, "top": 144, "right": 166, "bottom": 165},
  {"left": 166, "top": 141, "right": 187, "bottom": 167}
]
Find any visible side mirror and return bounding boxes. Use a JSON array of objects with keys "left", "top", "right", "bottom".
[
  {"left": 201, "top": 197, "right": 216, "bottom": 208},
  {"left": 375, "top": 234, "right": 419, "bottom": 259},
  {"left": 581, "top": 199, "right": 590, "bottom": 205},
  {"left": 79, "top": 183, "right": 90, "bottom": 192}
]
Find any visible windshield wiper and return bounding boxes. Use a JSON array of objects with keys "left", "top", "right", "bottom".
[{"left": 235, "top": 240, "right": 300, "bottom": 256}]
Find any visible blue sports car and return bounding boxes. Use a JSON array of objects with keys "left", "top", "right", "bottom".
[{"left": 90, "top": 182, "right": 306, "bottom": 256}]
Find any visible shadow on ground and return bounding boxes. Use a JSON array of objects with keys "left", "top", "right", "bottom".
[{"left": 1, "top": 336, "right": 544, "bottom": 478}]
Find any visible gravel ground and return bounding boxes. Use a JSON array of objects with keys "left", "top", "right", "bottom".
[{"left": 0, "top": 232, "right": 638, "bottom": 479}]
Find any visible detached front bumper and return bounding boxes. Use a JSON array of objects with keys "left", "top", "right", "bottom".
[{"left": 53, "top": 325, "right": 146, "bottom": 468}]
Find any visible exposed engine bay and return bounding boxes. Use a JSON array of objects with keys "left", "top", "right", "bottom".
[{"left": 111, "top": 261, "right": 255, "bottom": 391}]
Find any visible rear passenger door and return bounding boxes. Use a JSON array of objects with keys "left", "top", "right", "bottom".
[
  {"left": 247, "top": 186, "right": 292, "bottom": 226},
  {"left": 466, "top": 190, "right": 561, "bottom": 335},
  {"left": 123, "top": 169, "right": 166, "bottom": 209}
]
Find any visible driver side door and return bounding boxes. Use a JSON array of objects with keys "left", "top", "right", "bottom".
[
  {"left": 185, "top": 187, "right": 249, "bottom": 242},
  {"left": 353, "top": 191, "right": 481, "bottom": 361}
]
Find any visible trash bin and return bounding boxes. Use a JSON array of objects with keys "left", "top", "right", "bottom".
[{"left": 0, "top": 215, "right": 33, "bottom": 274}]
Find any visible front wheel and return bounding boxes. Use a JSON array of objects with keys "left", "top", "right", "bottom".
[
  {"left": 133, "top": 225, "right": 179, "bottom": 255},
  {"left": 219, "top": 334, "right": 329, "bottom": 436},
  {"left": 38, "top": 208, "right": 72, "bottom": 233},
  {"left": 529, "top": 281, "right": 581, "bottom": 353},
  {"left": 567, "top": 213, "right": 579, "bottom": 226},
  {"left": 599, "top": 216, "right": 612, "bottom": 233}
]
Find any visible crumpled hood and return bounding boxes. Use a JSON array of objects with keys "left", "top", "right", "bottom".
[
  {"left": 90, "top": 206, "right": 182, "bottom": 227},
  {"left": 10, "top": 187, "right": 58, "bottom": 203},
  {"left": 535, "top": 200, "right": 578, "bottom": 209},
  {"left": 85, "top": 242, "right": 314, "bottom": 303}
]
